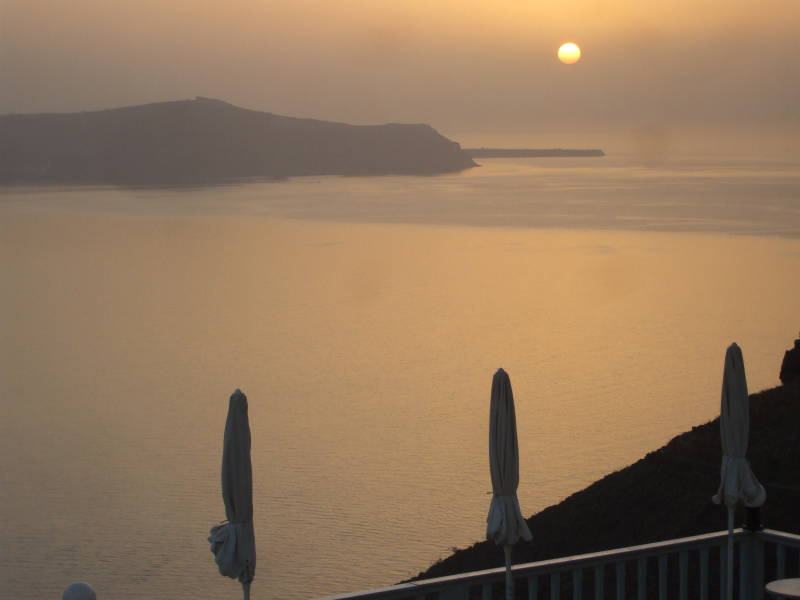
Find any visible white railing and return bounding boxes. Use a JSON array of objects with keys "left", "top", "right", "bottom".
[
  {"left": 316, "top": 528, "right": 800, "bottom": 600},
  {"left": 758, "top": 529, "right": 800, "bottom": 592}
]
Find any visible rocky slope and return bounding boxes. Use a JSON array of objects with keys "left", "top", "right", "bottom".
[{"left": 414, "top": 380, "right": 800, "bottom": 582}]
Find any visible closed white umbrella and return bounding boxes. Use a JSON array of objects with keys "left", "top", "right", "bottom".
[
  {"left": 712, "top": 344, "right": 765, "bottom": 600},
  {"left": 209, "top": 389, "right": 257, "bottom": 600},
  {"left": 487, "top": 369, "right": 532, "bottom": 600}
]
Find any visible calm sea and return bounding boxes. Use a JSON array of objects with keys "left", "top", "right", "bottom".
[{"left": 2, "top": 155, "right": 799, "bottom": 600}]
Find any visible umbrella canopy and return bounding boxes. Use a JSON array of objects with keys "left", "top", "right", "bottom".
[
  {"left": 712, "top": 344, "right": 765, "bottom": 600},
  {"left": 209, "top": 389, "right": 256, "bottom": 599},
  {"left": 712, "top": 343, "right": 765, "bottom": 509},
  {"left": 487, "top": 369, "right": 532, "bottom": 600},
  {"left": 487, "top": 368, "right": 532, "bottom": 546}
]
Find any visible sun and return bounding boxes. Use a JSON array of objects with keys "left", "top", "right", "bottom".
[{"left": 557, "top": 42, "right": 581, "bottom": 64}]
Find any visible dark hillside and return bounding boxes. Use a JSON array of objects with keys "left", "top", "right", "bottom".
[{"left": 414, "top": 380, "right": 800, "bottom": 580}]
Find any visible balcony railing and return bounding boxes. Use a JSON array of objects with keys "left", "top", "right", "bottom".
[{"left": 316, "top": 528, "right": 800, "bottom": 600}]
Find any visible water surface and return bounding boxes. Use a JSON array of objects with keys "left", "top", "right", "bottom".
[{"left": 1, "top": 156, "right": 799, "bottom": 600}]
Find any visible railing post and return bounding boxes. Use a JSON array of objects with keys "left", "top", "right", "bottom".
[
  {"left": 679, "top": 551, "right": 688, "bottom": 600},
  {"left": 615, "top": 562, "right": 625, "bottom": 600},
  {"left": 777, "top": 544, "right": 787, "bottom": 579},
  {"left": 528, "top": 575, "right": 538, "bottom": 600},
  {"left": 573, "top": 568, "right": 583, "bottom": 600},
  {"left": 482, "top": 582, "right": 493, "bottom": 600},
  {"left": 700, "top": 547, "right": 709, "bottom": 600},
  {"left": 738, "top": 529, "right": 765, "bottom": 600},
  {"left": 637, "top": 558, "right": 646, "bottom": 600},
  {"left": 743, "top": 509, "right": 765, "bottom": 600},
  {"left": 741, "top": 535, "right": 749, "bottom": 600},
  {"left": 440, "top": 583, "right": 470, "bottom": 600},
  {"left": 752, "top": 534, "right": 765, "bottom": 600},
  {"left": 721, "top": 543, "right": 727, "bottom": 600},
  {"left": 594, "top": 565, "right": 604, "bottom": 600},
  {"left": 550, "top": 572, "right": 560, "bottom": 600}
]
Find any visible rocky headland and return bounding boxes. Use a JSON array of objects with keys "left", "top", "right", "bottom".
[{"left": 0, "top": 98, "right": 476, "bottom": 184}]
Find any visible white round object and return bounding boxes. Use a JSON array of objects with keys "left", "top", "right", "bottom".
[
  {"left": 557, "top": 42, "right": 582, "bottom": 64},
  {"left": 63, "top": 582, "right": 97, "bottom": 600}
]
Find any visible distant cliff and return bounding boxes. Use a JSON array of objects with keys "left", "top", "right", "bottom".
[
  {"left": 0, "top": 98, "right": 476, "bottom": 184},
  {"left": 412, "top": 381, "right": 800, "bottom": 586},
  {"left": 465, "top": 148, "right": 604, "bottom": 158}
]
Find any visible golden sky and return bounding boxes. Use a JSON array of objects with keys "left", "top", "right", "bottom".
[{"left": 2, "top": 1, "right": 798, "bottom": 149}]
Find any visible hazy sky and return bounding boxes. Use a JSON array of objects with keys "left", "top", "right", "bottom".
[{"left": 2, "top": 0, "right": 798, "bottom": 150}]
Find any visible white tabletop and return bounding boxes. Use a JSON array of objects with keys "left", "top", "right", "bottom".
[{"left": 766, "top": 578, "right": 800, "bottom": 598}]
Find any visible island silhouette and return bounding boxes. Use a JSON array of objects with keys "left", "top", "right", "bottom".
[{"left": 0, "top": 97, "right": 477, "bottom": 184}]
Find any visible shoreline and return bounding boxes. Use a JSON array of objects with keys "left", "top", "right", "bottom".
[{"left": 465, "top": 148, "right": 605, "bottom": 158}]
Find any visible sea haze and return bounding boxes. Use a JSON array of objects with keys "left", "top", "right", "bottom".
[{"left": 1, "top": 155, "right": 799, "bottom": 600}]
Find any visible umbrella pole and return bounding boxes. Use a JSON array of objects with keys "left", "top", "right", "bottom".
[
  {"left": 727, "top": 507, "right": 734, "bottom": 600},
  {"left": 242, "top": 581, "right": 251, "bottom": 600},
  {"left": 504, "top": 545, "right": 513, "bottom": 600}
]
